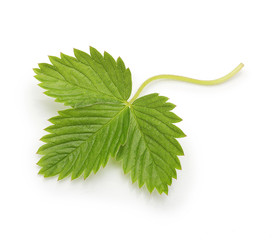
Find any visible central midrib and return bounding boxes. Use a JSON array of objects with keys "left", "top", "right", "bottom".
[{"left": 129, "top": 107, "right": 166, "bottom": 187}]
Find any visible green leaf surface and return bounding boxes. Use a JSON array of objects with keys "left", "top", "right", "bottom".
[
  {"left": 37, "top": 103, "right": 130, "bottom": 179},
  {"left": 34, "top": 47, "right": 132, "bottom": 107},
  {"left": 36, "top": 47, "right": 186, "bottom": 194},
  {"left": 116, "top": 94, "right": 185, "bottom": 194}
]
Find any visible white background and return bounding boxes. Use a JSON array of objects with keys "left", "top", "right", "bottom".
[{"left": 0, "top": 0, "right": 277, "bottom": 239}]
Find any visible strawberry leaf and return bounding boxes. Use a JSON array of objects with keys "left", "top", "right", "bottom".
[
  {"left": 35, "top": 48, "right": 185, "bottom": 194},
  {"left": 35, "top": 47, "right": 242, "bottom": 194}
]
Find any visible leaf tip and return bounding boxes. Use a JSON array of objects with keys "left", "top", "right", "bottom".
[
  {"left": 48, "top": 55, "right": 59, "bottom": 64},
  {"left": 33, "top": 68, "right": 41, "bottom": 74},
  {"left": 36, "top": 147, "right": 43, "bottom": 155},
  {"left": 38, "top": 168, "right": 45, "bottom": 176}
]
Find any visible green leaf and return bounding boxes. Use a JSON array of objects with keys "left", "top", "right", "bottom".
[
  {"left": 116, "top": 94, "right": 185, "bottom": 194},
  {"left": 35, "top": 47, "right": 186, "bottom": 194},
  {"left": 37, "top": 103, "right": 130, "bottom": 179},
  {"left": 34, "top": 47, "right": 132, "bottom": 107}
]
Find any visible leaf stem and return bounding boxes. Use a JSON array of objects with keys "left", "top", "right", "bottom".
[{"left": 128, "top": 63, "right": 244, "bottom": 104}]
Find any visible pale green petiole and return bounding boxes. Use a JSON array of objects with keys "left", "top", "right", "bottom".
[{"left": 128, "top": 63, "right": 244, "bottom": 104}]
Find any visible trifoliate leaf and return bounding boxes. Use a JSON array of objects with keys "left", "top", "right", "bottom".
[
  {"left": 35, "top": 48, "right": 244, "bottom": 194},
  {"left": 35, "top": 47, "right": 193, "bottom": 194}
]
